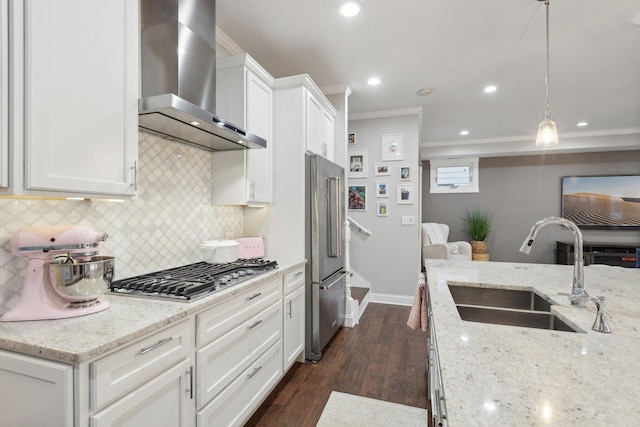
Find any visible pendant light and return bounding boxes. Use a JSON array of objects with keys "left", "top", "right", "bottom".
[{"left": 535, "top": 0, "right": 559, "bottom": 147}]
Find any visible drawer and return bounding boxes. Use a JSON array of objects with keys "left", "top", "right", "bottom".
[
  {"left": 196, "top": 276, "right": 282, "bottom": 347},
  {"left": 283, "top": 266, "right": 305, "bottom": 295},
  {"left": 197, "top": 341, "right": 282, "bottom": 427},
  {"left": 90, "top": 320, "right": 193, "bottom": 410},
  {"left": 196, "top": 301, "right": 282, "bottom": 409}
]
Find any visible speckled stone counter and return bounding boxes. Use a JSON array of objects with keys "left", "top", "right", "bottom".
[
  {"left": 0, "top": 259, "right": 305, "bottom": 364},
  {"left": 424, "top": 260, "right": 640, "bottom": 426}
]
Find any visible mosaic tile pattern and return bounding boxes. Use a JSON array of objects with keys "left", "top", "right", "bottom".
[{"left": 0, "top": 132, "right": 243, "bottom": 313}]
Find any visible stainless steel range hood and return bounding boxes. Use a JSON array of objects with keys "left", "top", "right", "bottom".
[{"left": 139, "top": 0, "right": 266, "bottom": 151}]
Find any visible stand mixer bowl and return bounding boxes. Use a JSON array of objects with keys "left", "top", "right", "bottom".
[{"left": 47, "top": 256, "right": 115, "bottom": 304}]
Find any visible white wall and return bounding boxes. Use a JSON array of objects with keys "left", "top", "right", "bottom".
[{"left": 347, "top": 111, "right": 421, "bottom": 304}]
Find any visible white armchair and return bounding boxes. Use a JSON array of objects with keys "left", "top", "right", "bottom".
[{"left": 421, "top": 223, "right": 472, "bottom": 265}]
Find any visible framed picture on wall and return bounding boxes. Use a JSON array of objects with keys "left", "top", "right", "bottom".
[
  {"left": 348, "top": 132, "right": 356, "bottom": 145},
  {"left": 381, "top": 133, "right": 404, "bottom": 161},
  {"left": 348, "top": 149, "right": 367, "bottom": 178},
  {"left": 374, "top": 163, "right": 390, "bottom": 176},
  {"left": 400, "top": 166, "right": 411, "bottom": 180},
  {"left": 377, "top": 202, "right": 389, "bottom": 217},
  {"left": 376, "top": 181, "right": 389, "bottom": 198},
  {"left": 397, "top": 184, "right": 414, "bottom": 204},
  {"left": 348, "top": 185, "right": 367, "bottom": 211}
]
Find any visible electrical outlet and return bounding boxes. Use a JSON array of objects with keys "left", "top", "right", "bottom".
[{"left": 401, "top": 216, "right": 415, "bottom": 225}]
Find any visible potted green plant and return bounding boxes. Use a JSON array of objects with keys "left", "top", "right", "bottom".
[{"left": 462, "top": 207, "right": 494, "bottom": 261}]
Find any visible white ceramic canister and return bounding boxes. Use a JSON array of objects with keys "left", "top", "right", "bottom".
[{"left": 201, "top": 240, "right": 240, "bottom": 264}]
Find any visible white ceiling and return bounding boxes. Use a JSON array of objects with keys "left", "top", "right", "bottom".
[{"left": 216, "top": 0, "right": 640, "bottom": 157}]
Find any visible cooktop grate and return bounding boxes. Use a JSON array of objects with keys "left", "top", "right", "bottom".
[{"left": 109, "top": 259, "right": 278, "bottom": 301}]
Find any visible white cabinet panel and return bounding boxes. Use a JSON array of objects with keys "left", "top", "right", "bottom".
[
  {"left": 91, "top": 320, "right": 193, "bottom": 410},
  {"left": 196, "top": 301, "right": 281, "bottom": 408},
  {"left": 197, "top": 342, "right": 282, "bottom": 427},
  {"left": 90, "top": 356, "right": 194, "bottom": 427},
  {"left": 23, "top": 0, "right": 137, "bottom": 196},
  {"left": 0, "top": 350, "right": 73, "bottom": 427},
  {"left": 214, "top": 54, "right": 273, "bottom": 205},
  {"left": 283, "top": 285, "right": 305, "bottom": 371}
]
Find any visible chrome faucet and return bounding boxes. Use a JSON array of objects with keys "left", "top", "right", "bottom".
[
  {"left": 519, "top": 217, "right": 588, "bottom": 305},
  {"left": 519, "top": 216, "right": 611, "bottom": 333}
]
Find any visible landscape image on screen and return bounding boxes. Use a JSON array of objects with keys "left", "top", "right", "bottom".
[{"left": 562, "top": 175, "right": 640, "bottom": 228}]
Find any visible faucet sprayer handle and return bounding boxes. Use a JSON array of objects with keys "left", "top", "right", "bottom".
[{"left": 588, "top": 296, "right": 612, "bottom": 334}]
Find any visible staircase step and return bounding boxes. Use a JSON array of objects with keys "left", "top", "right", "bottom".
[{"left": 351, "top": 287, "right": 369, "bottom": 304}]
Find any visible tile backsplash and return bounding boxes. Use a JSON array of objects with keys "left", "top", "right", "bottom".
[{"left": 0, "top": 132, "right": 243, "bottom": 313}]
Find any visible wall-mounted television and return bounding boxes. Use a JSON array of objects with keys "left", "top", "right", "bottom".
[{"left": 561, "top": 175, "right": 640, "bottom": 229}]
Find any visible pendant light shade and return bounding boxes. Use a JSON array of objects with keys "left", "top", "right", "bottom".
[
  {"left": 535, "top": 0, "right": 559, "bottom": 147},
  {"left": 536, "top": 117, "right": 558, "bottom": 146}
]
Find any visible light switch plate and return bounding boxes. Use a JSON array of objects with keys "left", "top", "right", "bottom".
[{"left": 401, "top": 216, "right": 415, "bottom": 225}]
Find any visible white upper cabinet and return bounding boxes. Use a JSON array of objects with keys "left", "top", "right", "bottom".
[
  {"left": 8, "top": 0, "right": 138, "bottom": 197},
  {"left": 214, "top": 54, "right": 274, "bottom": 205},
  {"left": 0, "top": 0, "right": 8, "bottom": 188},
  {"left": 306, "top": 91, "right": 335, "bottom": 161}
]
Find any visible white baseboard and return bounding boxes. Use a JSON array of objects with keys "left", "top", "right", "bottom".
[{"left": 369, "top": 292, "right": 413, "bottom": 306}]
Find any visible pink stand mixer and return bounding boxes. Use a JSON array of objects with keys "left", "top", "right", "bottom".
[{"left": 1, "top": 225, "right": 115, "bottom": 322}]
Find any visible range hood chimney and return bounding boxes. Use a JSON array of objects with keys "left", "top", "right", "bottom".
[{"left": 139, "top": 0, "right": 266, "bottom": 151}]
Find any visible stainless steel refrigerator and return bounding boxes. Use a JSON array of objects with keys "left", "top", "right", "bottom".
[{"left": 305, "top": 154, "right": 347, "bottom": 361}]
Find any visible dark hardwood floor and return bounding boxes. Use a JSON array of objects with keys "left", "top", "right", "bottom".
[{"left": 245, "top": 303, "right": 428, "bottom": 426}]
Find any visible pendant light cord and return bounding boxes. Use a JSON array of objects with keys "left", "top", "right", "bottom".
[{"left": 543, "top": 0, "right": 551, "bottom": 120}]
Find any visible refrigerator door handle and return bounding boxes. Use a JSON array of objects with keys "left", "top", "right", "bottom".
[
  {"left": 320, "top": 271, "right": 348, "bottom": 290},
  {"left": 327, "top": 176, "right": 342, "bottom": 257}
]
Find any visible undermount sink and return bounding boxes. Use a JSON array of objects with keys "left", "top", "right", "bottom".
[
  {"left": 454, "top": 305, "right": 577, "bottom": 332},
  {"left": 448, "top": 284, "right": 578, "bottom": 333},
  {"left": 448, "top": 285, "right": 552, "bottom": 312}
]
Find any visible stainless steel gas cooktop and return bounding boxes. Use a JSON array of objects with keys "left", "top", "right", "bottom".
[{"left": 109, "top": 259, "right": 278, "bottom": 301}]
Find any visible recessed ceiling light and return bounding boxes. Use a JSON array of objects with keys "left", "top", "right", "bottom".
[
  {"left": 340, "top": 1, "right": 362, "bottom": 17},
  {"left": 460, "top": 130, "right": 469, "bottom": 136},
  {"left": 483, "top": 85, "right": 497, "bottom": 93},
  {"left": 367, "top": 77, "right": 381, "bottom": 86},
  {"left": 576, "top": 122, "right": 589, "bottom": 127},
  {"left": 189, "top": 121, "right": 200, "bottom": 126}
]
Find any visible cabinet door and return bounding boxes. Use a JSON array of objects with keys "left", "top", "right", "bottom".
[
  {"left": 0, "top": 350, "right": 73, "bottom": 427},
  {"left": 90, "top": 356, "right": 194, "bottom": 427},
  {"left": 283, "top": 285, "right": 305, "bottom": 371},
  {"left": 24, "top": 0, "right": 138, "bottom": 196},
  {"left": 245, "top": 70, "right": 273, "bottom": 203},
  {"left": 321, "top": 109, "right": 334, "bottom": 162},
  {"left": 0, "top": 0, "right": 7, "bottom": 187},
  {"left": 305, "top": 91, "right": 325, "bottom": 157}
]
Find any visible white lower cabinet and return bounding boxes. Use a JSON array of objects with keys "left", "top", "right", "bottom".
[
  {"left": 0, "top": 350, "right": 73, "bottom": 427},
  {"left": 196, "top": 301, "right": 282, "bottom": 408},
  {"left": 283, "top": 266, "right": 305, "bottom": 371},
  {"left": 197, "top": 342, "right": 282, "bottom": 427},
  {"left": 90, "top": 356, "right": 194, "bottom": 427},
  {"left": 0, "top": 264, "right": 307, "bottom": 427}
]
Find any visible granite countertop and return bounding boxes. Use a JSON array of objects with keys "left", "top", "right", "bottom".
[
  {"left": 0, "top": 259, "right": 305, "bottom": 364},
  {"left": 424, "top": 260, "right": 640, "bottom": 426}
]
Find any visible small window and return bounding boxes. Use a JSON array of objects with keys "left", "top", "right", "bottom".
[{"left": 429, "top": 157, "right": 479, "bottom": 193}]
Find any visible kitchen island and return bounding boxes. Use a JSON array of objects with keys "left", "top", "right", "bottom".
[{"left": 425, "top": 259, "right": 640, "bottom": 426}]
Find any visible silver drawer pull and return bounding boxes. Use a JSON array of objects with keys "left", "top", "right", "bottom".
[
  {"left": 139, "top": 337, "right": 173, "bottom": 355},
  {"left": 246, "top": 292, "right": 262, "bottom": 301},
  {"left": 247, "top": 320, "right": 262, "bottom": 330},
  {"left": 293, "top": 271, "right": 303, "bottom": 278},
  {"left": 247, "top": 366, "right": 262, "bottom": 379}
]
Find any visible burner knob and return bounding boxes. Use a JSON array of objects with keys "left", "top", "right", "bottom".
[
  {"left": 220, "top": 277, "right": 229, "bottom": 284},
  {"left": 238, "top": 270, "right": 247, "bottom": 276},
  {"left": 231, "top": 272, "right": 239, "bottom": 279},
  {"left": 246, "top": 269, "right": 255, "bottom": 275}
]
